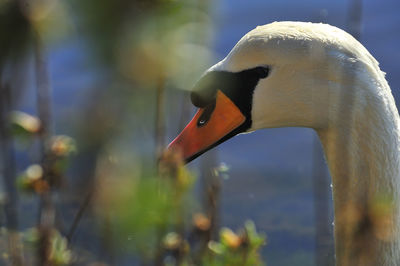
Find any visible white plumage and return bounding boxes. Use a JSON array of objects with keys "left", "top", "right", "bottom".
[{"left": 210, "top": 22, "right": 400, "bottom": 265}]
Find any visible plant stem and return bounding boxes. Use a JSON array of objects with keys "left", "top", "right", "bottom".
[
  {"left": 66, "top": 188, "right": 93, "bottom": 243},
  {"left": 201, "top": 151, "right": 220, "bottom": 241},
  {"left": 155, "top": 77, "right": 166, "bottom": 160},
  {"left": 34, "top": 33, "right": 55, "bottom": 266},
  {"left": 154, "top": 76, "right": 167, "bottom": 265}
]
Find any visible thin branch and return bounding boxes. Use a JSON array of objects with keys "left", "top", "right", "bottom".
[
  {"left": 34, "top": 33, "right": 56, "bottom": 266},
  {"left": 201, "top": 150, "right": 220, "bottom": 241},
  {"left": 34, "top": 38, "right": 53, "bottom": 145},
  {"left": 154, "top": 76, "right": 168, "bottom": 265},
  {"left": 66, "top": 188, "right": 93, "bottom": 243},
  {"left": 155, "top": 77, "right": 166, "bottom": 160}
]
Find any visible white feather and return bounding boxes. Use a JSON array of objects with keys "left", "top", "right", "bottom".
[{"left": 210, "top": 21, "right": 400, "bottom": 265}]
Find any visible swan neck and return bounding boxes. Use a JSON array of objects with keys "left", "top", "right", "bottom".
[{"left": 317, "top": 88, "right": 400, "bottom": 265}]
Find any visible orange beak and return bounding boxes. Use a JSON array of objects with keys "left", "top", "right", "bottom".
[{"left": 167, "top": 90, "right": 246, "bottom": 163}]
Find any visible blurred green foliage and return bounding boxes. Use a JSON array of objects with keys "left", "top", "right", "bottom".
[
  {"left": 94, "top": 150, "right": 194, "bottom": 258},
  {"left": 23, "top": 227, "right": 72, "bottom": 265},
  {"left": 93, "top": 150, "right": 266, "bottom": 265},
  {"left": 205, "top": 221, "right": 266, "bottom": 266},
  {"left": 97, "top": 176, "right": 178, "bottom": 257}
]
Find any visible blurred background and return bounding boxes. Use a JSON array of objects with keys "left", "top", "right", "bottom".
[{"left": 0, "top": 0, "right": 399, "bottom": 265}]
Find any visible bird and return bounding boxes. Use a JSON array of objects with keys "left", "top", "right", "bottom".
[{"left": 166, "top": 21, "right": 400, "bottom": 266}]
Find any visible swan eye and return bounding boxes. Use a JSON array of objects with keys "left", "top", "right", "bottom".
[
  {"left": 197, "top": 101, "right": 216, "bottom": 127},
  {"left": 254, "top": 66, "right": 270, "bottom": 79}
]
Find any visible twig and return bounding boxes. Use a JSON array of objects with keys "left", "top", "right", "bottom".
[
  {"left": 155, "top": 77, "right": 166, "bottom": 160},
  {"left": 99, "top": 213, "right": 115, "bottom": 264},
  {"left": 66, "top": 188, "right": 93, "bottom": 243},
  {"left": 34, "top": 33, "right": 55, "bottom": 266},
  {"left": 154, "top": 76, "right": 168, "bottom": 265},
  {"left": 201, "top": 150, "right": 220, "bottom": 241}
]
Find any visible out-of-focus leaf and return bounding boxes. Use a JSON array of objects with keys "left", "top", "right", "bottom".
[
  {"left": 244, "top": 220, "right": 266, "bottom": 248},
  {"left": 49, "top": 230, "right": 72, "bottom": 266},
  {"left": 193, "top": 213, "right": 211, "bottom": 232},
  {"left": 213, "top": 162, "right": 231, "bottom": 179},
  {"left": 49, "top": 135, "right": 77, "bottom": 157},
  {"left": 204, "top": 220, "right": 266, "bottom": 266},
  {"left": 163, "top": 232, "right": 182, "bottom": 250},
  {"left": 208, "top": 241, "right": 223, "bottom": 255},
  {"left": 17, "top": 164, "right": 49, "bottom": 194},
  {"left": 22, "top": 228, "right": 72, "bottom": 265},
  {"left": 10, "top": 111, "right": 41, "bottom": 139},
  {"left": 220, "top": 227, "right": 241, "bottom": 249}
]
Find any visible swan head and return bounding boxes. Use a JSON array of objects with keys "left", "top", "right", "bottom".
[{"left": 168, "top": 21, "right": 380, "bottom": 162}]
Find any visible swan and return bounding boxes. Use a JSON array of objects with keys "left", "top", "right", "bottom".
[{"left": 166, "top": 21, "right": 400, "bottom": 266}]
